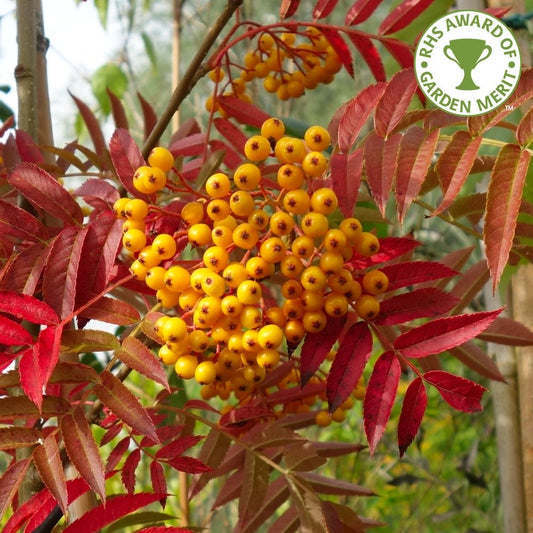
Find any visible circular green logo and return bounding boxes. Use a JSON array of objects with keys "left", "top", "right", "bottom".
[{"left": 414, "top": 10, "right": 521, "bottom": 116}]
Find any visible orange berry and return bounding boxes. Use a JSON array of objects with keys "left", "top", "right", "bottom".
[
  {"left": 355, "top": 294, "right": 380, "bottom": 320},
  {"left": 304, "top": 126, "right": 331, "bottom": 151},
  {"left": 362, "top": 270, "right": 389, "bottom": 295},
  {"left": 233, "top": 163, "right": 261, "bottom": 191},
  {"left": 148, "top": 147, "right": 174, "bottom": 172},
  {"left": 244, "top": 135, "right": 271, "bottom": 161}
]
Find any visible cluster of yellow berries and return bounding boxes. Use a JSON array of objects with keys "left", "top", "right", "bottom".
[
  {"left": 206, "top": 27, "right": 343, "bottom": 114},
  {"left": 113, "top": 117, "right": 387, "bottom": 420}
]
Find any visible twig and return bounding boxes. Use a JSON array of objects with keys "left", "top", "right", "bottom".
[{"left": 141, "top": 0, "right": 243, "bottom": 158}]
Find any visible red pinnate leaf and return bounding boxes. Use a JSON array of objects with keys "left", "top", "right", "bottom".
[
  {"left": 0, "top": 315, "right": 33, "bottom": 345},
  {"left": 477, "top": 316, "right": 533, "bottom": 346},
  {"left": 32, "top": 433, "right": 68, "bottom": 514},
  {"left": 0, "top": 427, "right": 40, "bottom": 450},
  {"left": 345, "top": 0, "right": 383, "bottom": 25},
  {"left": 168, "top": 132, "right": 206, "bottom": 158},
  {"left": 484, "top": 144, "right": 530, "bottom": 290},
  {"left": 121, "top": 448, "right": 141, "bottom": 494},
  {"left": 468, "top": 69, "right": 533, "bottom": 136},
  {"left": 213, "top": 117, "right": 248, "bottom": 154},
  {"left": 166, "top": 455, "right": 212, "bottom": 474},
  {"left": 60, "top": 407, "right": 106, "bottom": 503},
  {"left": 136, "top": 527, "right": 193, "bottom": 533},
  {"left": 337, "top": 83, "right": 385, "bottom": 152},
  {"left": 376, "top": 288, "right": 460, "bottom": 326},
  {"left": 298, "top": 472, "right": 373, "bottom": 496},
  {"left": 8, "top": 162, "right": 83, "bottom": 225},
  {"left": 363, "top": 351, "right": 401, "bottom": 455},
  {"left": 395, "top": 309, "right": 502, "bottom": 358},
  {"left": 0, "top": 395, "right": 69, "bottom": 421},
  {"left": 106, "top": 436, "right": 130, "bottom": 474},
  {"left": 433, "top": 132, "right": 482, "bottom": 216},
  {"left": 19, "top": 345, "right": 44, "bottom": 408},
  {"left": 50, "top": 362, "right": 99, "bottom": 385},
  {"left": 327, "top": 321, "right": 372, "bottom": 412},
  {"left": 398, "top": 377, "right": 427, "bottom": 457},
  {"left": 330, "top": 149, "right": 362, "bottom": 218},
  {"left": 3, "top": 487, "right": 55, "bottom": 533},
  {"left": 239, "top": 452, "right": 270, "bottom": 529},
  {"left": 313, "top": 0, "right": 340, "bottom": 19},
  {"left": 138, "top": 92, "right": 158, "bottom": 140},
  {"left": 280, "top": 0, "right": 301, "bottom": 19},
  {"left": 349, "top": 236, "right": 420, "bottom": 270},
  {"left": 43, "top": 225, "right": 89, "bottom": 320},
  {"left": 382, "top": 38, "right": 414, "bottom": 69},
  {"left": 321, "top": 28, "right": 354, "bottom": 77},
  {"left": 380, "top": 261, "right": 459, "bottom": 291},
  {"left": 0, "top": 291, "right": 58, "bottom": 325},
  {"left": 0, "top": 199, "right": 47, "bottom": 244},
  {"left": 156, "top": 435, "right": 204, "bottom": 459},
  {"left": 62, "top": 492, "right": 168, "bottom": 533},
  {"left": 347, "top": 33, "right": 386, "bottom": 82},
  {"left": 0, "top": 352, "right": 16, "bottom": 372},
  {"left": 107, "top": 88, "right": 129, "bottom": 130},
  {"left": 94, "top": 370, "right": 159, "bottom": 442},
  {"left": 448, "top": 341, "right": 504, "bottom": 382},
  {"left": 424, "top": 370, "right": 486, "bottom": 412},
  {"left": 300, "top": 316, "right": 347, "bottom": 385},
  {"left": 374, "top": 68, "right": 417, "bottom": 138},
  {"left": 37, "top": 325, "right": 62, "bottom": 386},
  {"left": 74, "top": 179, "right": 120, "bottom": 210},
  {"left": 364, "top": 133, "right": 402, "bottom": 217},
  {"left": 70, "top": 92, "right": 108, "bottom": 164},
  {"left": 150, "top": 460, "right": 167, "bottom": 505},
  {"left": 78, "top": 296, "right": 140, "bottom": 326},
  {"left": 218, "top": 96, "right": 270, "bottom": 129},
  {"left": 0, "top": 458, "right": 31, "bottom": 520},
  {"left": 516, "top": 106, "right": 533, "bottom": 148},
  {"left": 118, "top": 336, "right": 169, "bottom": 391},
  {"left": 395, "top": 126, "right": 439, "bottom": 224},
  {"left": 379, "top": 0, "right": 434, "bottom": 35},
  {"left": 0, "top": 242, "right": 49, "bottom": 295},
  {"left": 109, "top": 128, "right": 149, "bottom": 200}
]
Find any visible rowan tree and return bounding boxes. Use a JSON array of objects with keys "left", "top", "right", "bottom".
[{"left": 0, "top": 1, "right": 532, "bottom": 532}]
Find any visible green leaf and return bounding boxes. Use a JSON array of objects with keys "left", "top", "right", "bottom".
[
  {"left": 91, "top": 63, "right": 128, "bottom": 116},
  {"left": 106, "top": 511, "right": 179, "bottom": 532},
  {"left": 94, "top": 0, "right": 109, "bottom": 28},
  {"left": 141, "top": 32, "right": 158, "bottom": 71}
]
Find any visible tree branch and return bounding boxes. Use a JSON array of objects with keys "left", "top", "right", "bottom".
[{"left": 141, "top": 0, "right": 243, "bottom": 158}]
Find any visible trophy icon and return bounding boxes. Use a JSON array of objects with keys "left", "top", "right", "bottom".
[{"left": 443, "top": 39, "right": 492, "bottom": 90}]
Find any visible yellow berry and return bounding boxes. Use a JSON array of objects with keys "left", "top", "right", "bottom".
[
  {"left": 175, "top": 355, "right": 198, "bottom": 379},
  {"left": 244, "top": 135, "right": 271, "bottom": 161},
  {"left": 122, "top": 228, "right": 146, "bottom": 252},
  {"left": 355, "top": 294, "right": 380, "bottom": 320},
  {"left": 362, "top": 270, "right": 389, "bottom": 295},
  {"left": 304, "top": 126, "right": 331, "bottom": 152},
  {"left": 152, "top": 233, "right": 177, "bottom": 260}
]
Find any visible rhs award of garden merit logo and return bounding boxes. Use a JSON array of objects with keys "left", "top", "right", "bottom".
[{"left": 415, "top": 10, "right": 521, "bottom": 117}]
